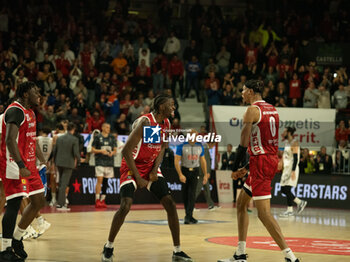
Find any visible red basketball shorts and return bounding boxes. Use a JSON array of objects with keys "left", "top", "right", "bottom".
[
  {"left": 244, "top": 154, "right": 278, "bottom": 200},
  {"left": 1, "top": 169, "right": 44, "bottom": 201}
]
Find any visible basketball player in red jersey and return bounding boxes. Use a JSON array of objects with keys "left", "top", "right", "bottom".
[
  {"left": 101, "top": 94, "right": 193, "bottom": 262},
  {"left": 0, "top": 82, "right": 46, "bottom": 262},
  {"left": 218, "top": 80, "right": 300, "bottom": 262}
]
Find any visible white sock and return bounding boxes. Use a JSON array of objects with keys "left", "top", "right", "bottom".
[
  {"left": 106, "top": 241, "right": 114, "bottom": 248},
  {"left": 236, "top": 241, "right": 246, "bottom": 255},
  {"left": 283, "top": 248, "right": 297, "bottom": 261},
  {"left": 96, "top": 194, "right": 100, "bottom": 201},
  {"left": 173, "top": 245, "right": 181, "bottom": 253},
  {"left": 287, "top": 206, "right": 293, "bottom": 212},
  {"left": 52, "top": 193, "right": 56, "bottom": 202},
  {"left": 294, "top": 198, "right": 301, "bottom": 205},
  {"left": 101, "top": 195, "right": 106, "bottom": 201},
  {"left": 13, "top": 225, "right": 26, "bottom": 240},
  {"left": 1, "top": 238, "right": 12, "bottom": 251},
  {"left": 37, "top": 216, "right": 45, "bottom": 225}
]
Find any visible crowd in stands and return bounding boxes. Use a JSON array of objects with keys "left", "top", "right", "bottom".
[{"left": 0, "top": 0, "right": 349, "bottom": 173}]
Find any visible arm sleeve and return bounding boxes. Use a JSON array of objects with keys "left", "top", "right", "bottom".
[
  {"left": 4, "top": 107, "right": 25, "bottom": 128},
  {"left": 175, "top": 144, "right": 183, "bottom": 156}
]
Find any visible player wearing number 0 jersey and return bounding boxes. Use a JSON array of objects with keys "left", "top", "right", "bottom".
[
  {"left": 218, "top": 80, "right": 300, "bottom": 262},
  {"left": 245, "top": 99, "right": 279, "bottom": 199}
]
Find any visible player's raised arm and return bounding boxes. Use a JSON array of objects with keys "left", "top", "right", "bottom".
[{"left": 122, "top": 117, "right": 150, "bottom": 188}]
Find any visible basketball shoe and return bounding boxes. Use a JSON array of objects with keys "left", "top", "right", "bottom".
[
  {"left": 218, "top": 252, "right": 247, "bottom": 262},
  {"left": 100, "top": 200, "right": 107, "bottom": 208},
  {"left": 96, "top": 200, "right": 103, "bottom": 208},
  {"left": 0, "top": 247, "right": 24, "bottom": 262},
  {"left": 37, "top": 219, "right": 51, "bottom": 237},
  {"left": 279, "top": 211, "right": 294, "bottom": 217},
  {"left": 172, "top": 251, "right": 193, "bottom": 261},
  {"left": 12, "top": 238, "right": 27, "bottom": 259},
  {"left": 297, "top": 200, "right": 307, "bottom": 214},
  {"left": 23, "top": 225, "right": 39, "bottom": 240},
  {"left": 101, "top": 244, "right": 113, "bottom": 262}
]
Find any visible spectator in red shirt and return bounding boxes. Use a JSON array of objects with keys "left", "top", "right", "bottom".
[
  {"left": 152, "top": 52, "right": 168, "bottom": 95},
  {"left": 205, "top": 72, "right": 221, "bottom": 106},
  {"left": 276, "top": 58, "right": 293, "bottom": 80},
  {"left": 119, "top": 75, "right": 132, "bottom": 95},
  {"left": 79, "top": 43, "right": 95, "bottom": 76},
  {"left": 289, "top": 72, "right": 302, "bottom": 100},
  {"left": 265, "top": 42, "right": 278, "bottom": 68},
  {"left": 240, "top": 32, "right": 258, "bottom": 66},
  {"left": 135, "top": 59, "right": 151, "bottom": 94},
  {"left": 24, "top": 61, "right": 38, "bottom": 81},
  {"left": 119, "top": 93, "right": 134, "bottom": 115},
  {"left": 85, "top": 110, "right": 105, "bottom": 133},
  {"left": 55, "top": 52, "right": 71, "bottom": 77},
  {"left": 303, "top": 63, "right": 319, "bottom": 84},
  {"left": 168, "top": 54, "right": 184, "bottom": 98},
  {"left": 335, "top": 120, "right": 350, "bottom": 144}
]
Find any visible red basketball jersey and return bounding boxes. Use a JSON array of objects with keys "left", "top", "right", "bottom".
[
  {"left": 248, "top": 100, "right": 279, "bottom": 156},
  {"left": 0, "top": 102, "right": 37, "bottom": 179},
  {"left": 119, "top": 113, "right": 170, "bottom": 177}
]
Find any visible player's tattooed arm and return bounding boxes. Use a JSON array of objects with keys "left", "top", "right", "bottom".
[
  {"left": 240, "top": 106, "right": 260, "bottom": 147},
  {"left": 232, "top": 106, "right": 259, "bottom": 179},
  {"left": 122, "top": 117, "right": 150, "bottom": 188}
]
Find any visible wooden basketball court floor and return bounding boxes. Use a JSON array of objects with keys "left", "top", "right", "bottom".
[{"left": 12, "top": 204, "right": 350, "bottom": 262}]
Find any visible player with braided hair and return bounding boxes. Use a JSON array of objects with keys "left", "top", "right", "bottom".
[{"left": 101, "top": 93, "right": 193, "bottom": 262}]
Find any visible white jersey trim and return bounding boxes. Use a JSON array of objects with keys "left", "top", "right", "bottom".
[
  {"left": 150, "top": 112, "right": 157, "bottom": 123},
  {"left": 120, "top": 179, "right": 137, "bottom": 190},
  {"left": 251, "top": 105, "right": 262, "bottom": 126},
  {"left": 0, "top": 114, "right": 4, "bottom": 133},
  {"left": 253, "top": 195, "right": 271, "bottom": 200},
  {"left": 146, "top": 168, "right": 164, "bottom": 191},
  {"left": 28, "top": 188, "right": 45, "bottom": 196},
  {"left": 6, "top": 192, "right": 28, "bottom": 201}
]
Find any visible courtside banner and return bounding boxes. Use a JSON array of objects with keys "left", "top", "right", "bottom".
[
  {"left": 215, "top": 170, "right": 233, "bottom": 203},
  {"left": 67, "top": 166, "right": 218, "bottom": 205},
  {"left": 272, "top": 173, "right": 350, "bottom": 209},
  {"left": 212, "top": 106, "right": 336, "bottom": 149}
]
